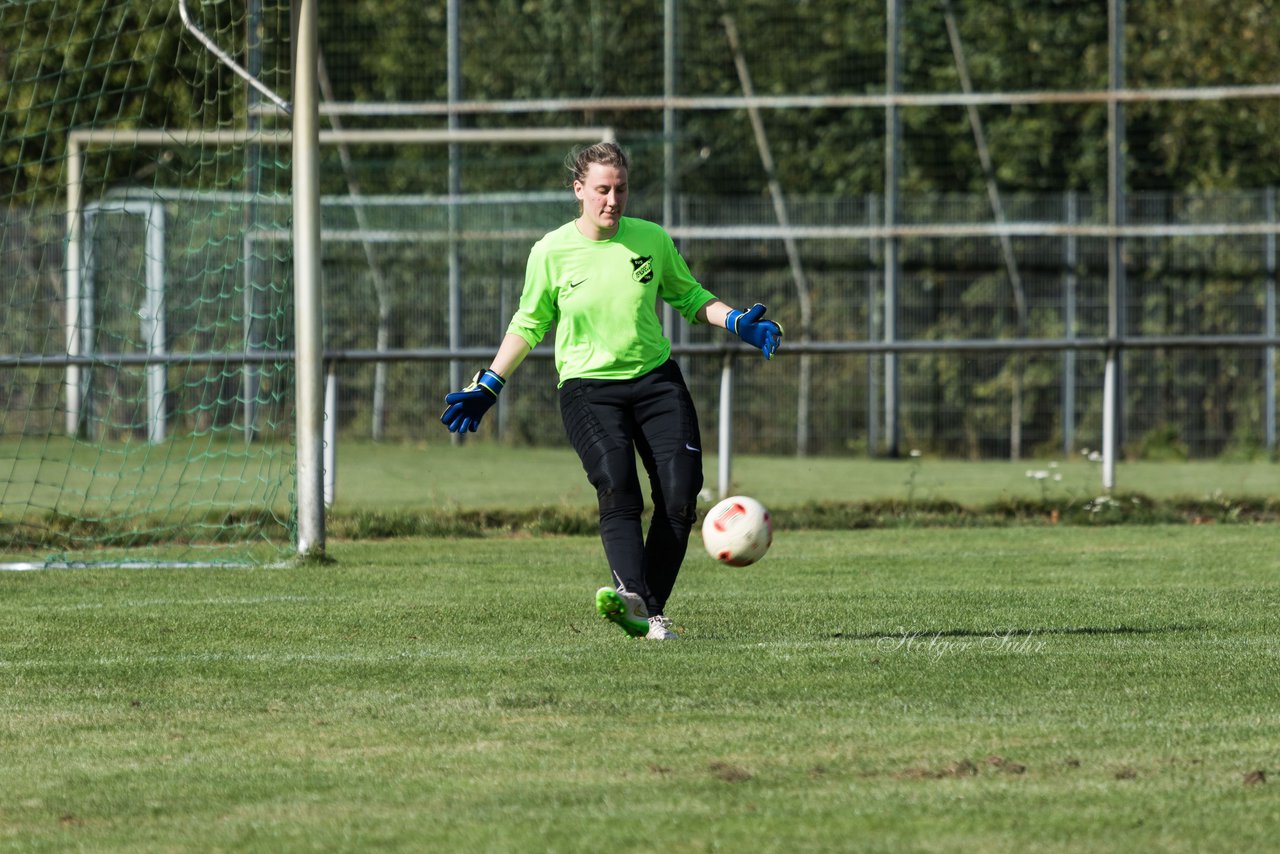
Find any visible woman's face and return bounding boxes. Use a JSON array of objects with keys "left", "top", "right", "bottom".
[{"left": 574, "top": 161, "right": 628, "bottom": 239}]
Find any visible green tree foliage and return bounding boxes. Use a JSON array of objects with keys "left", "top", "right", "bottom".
[
  {"left": 4, "top": 1, "right": 1279, "bottom": 457},
  {"left": 1, "top": 0, "right": 297, "bottom": 203},
  {"left": 1126, "top": 0, "right": 1280, "bottom": 190},
  {"left": 6, "top": 0, "right": 1278, "bottom": 203}
]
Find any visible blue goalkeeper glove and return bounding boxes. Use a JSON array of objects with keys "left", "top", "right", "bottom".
[
  {"left": 441, "top": 369, "right": 505, "bottom": 433},
  {"left": 725, "top": 303, "right": 784, "bottom": 359}
]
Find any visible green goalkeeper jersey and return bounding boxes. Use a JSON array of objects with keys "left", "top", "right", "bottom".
[{"left": 506, "top": 217, "right": 718, "bottom": 385}]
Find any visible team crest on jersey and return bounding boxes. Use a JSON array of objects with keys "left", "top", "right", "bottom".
[{"left": 630, "top": 255, "right": 653, "bottom": 283}]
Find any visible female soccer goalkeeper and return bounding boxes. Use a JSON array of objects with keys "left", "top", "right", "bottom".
[{"left": 440, "top": 142, "right": 782, "bottom": 640}]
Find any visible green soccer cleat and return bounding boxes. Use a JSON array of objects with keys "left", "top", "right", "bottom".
[{"left": 595, "top": 586, "right": 650, "bottom": 638}]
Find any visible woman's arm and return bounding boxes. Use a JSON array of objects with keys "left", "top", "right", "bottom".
[
  {"left": 695, "top": 298, "right": 732, "bottom": 329},
  {"left": 489, "top": 333, "right": 532, "bottom": 379}
]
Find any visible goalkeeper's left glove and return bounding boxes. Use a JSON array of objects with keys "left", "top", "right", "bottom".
[
  {"left": 725, "top": 303, "right": 784, "bottom": 359},
  {"left": 440, "top": 369, "right": 505, "bottom": 433}
]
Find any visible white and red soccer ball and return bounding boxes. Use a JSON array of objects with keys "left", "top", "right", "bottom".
[{"left": 701, "top": 495, "right": 772, "bottom": 567}]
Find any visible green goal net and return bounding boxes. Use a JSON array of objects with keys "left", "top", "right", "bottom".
[{"left": 0, "top": 2, "right": 296, "bottom": 567}]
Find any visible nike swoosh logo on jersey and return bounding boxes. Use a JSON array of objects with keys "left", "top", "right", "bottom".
[{"left": 569, "top": 278, "right": 587, "bottom": 288}]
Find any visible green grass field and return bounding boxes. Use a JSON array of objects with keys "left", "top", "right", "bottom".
[
  {"left": 4, "top": 437, "right": 1276, "bottom": 519},
  {"left": 10, "top": 438, "right": 1276, "bottom": 564},
  {"left": 336, "top": 442, "right": 1280, "bottom": 510},
  {"left": 4, "top": 525, "right": 1279, "bottom": 851}
]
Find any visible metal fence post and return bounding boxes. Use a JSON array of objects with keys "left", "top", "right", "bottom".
[
  {"left": 324, "top": 362, "right": 337, "bottom": 508},
  {"left": 1063, "top": 190, "right": 1078, "bottom": 456},
  {"left": 717, "top": 352, "right": 734, "bottom": 499},
  {"left": 446, "top": 0, "right": 464, "bottom": 446},
  {"left": 1102, "top": 0, "right": 1126, "bottom": 492},
  {"left": 1267, "top": 186, "right": 1277, "bottom": 452},
  {"left": 884, "top": 0, "right": 903, "bottom": 458},
  {"left": 867, "top": 193, "right": 881, "bottom": 457}
]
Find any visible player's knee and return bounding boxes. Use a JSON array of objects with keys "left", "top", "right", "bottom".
[
  {"left": 592, "top": 457, "right": 644, "bottom": 516},
  {"left": 597, "top": 485, "right": 644, "bottom": 523},
  {"left": 657, "top": 455, "right": 703, "bottom": 523}
]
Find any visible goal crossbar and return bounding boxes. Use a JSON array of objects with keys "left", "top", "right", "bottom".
[{"left": 67, "top": 127, "right": 616, "bottom": 147}]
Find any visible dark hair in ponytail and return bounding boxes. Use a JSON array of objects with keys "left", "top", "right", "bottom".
[{"left": 565, "top": 141, "right": 629, "bottom": 187}]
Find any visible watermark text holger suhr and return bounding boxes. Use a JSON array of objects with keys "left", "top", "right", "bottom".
[{"left": 876, "top": 629, "right": 1048, "bottom": 662}]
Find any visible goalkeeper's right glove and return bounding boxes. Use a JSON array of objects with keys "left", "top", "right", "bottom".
[{"left": 440, "top": 369, "right": 505, "bottom": 433}]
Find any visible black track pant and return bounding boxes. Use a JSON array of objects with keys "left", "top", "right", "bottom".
[{"left": 558, "top": 359, "right": 704, "bottom": 616}]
